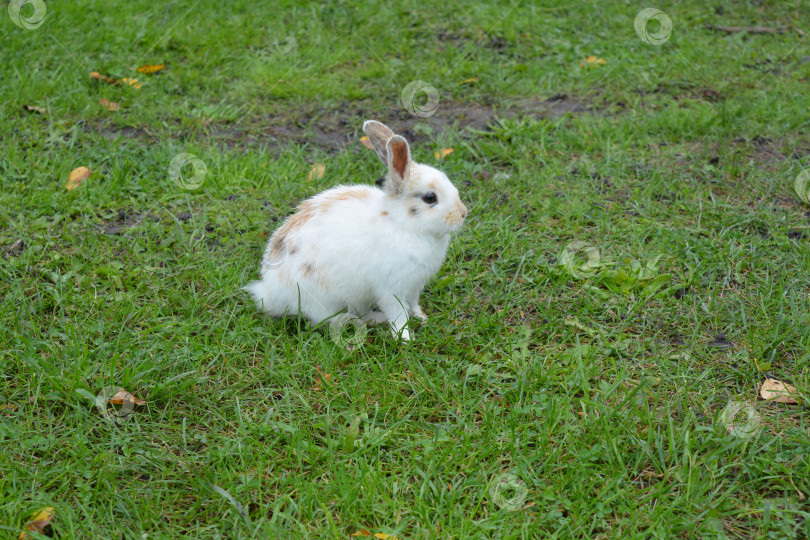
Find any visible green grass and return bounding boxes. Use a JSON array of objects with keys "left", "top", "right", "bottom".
[{"left": 2, "top": 0, "right": 810, "bottom": 538}]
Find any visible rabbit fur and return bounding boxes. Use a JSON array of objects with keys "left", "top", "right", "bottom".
[{"left": 245, "top": 120, "right": 468, "bottom": 341}]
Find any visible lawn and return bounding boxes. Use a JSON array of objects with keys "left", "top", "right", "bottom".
[{"left": 2, "top": 0, "right": 810, "bottom": 538}]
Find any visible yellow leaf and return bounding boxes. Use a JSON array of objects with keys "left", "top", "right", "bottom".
[
  {"left": 308, "top": 163, "right": 326, "bottom": 180},
  {"left": 19, "top": 507, "right": 55, "bottom": 540},
  {"left": 90, "top": 72, "right": 143, "bottom": 88},
  {"left": 359, "top": 136, "right": 374, "bottom": 149},
  {"left": 121, "top": 77, "right": 142, "bottom": 89},
  {"left": 89, "top": 71, "right": 116, "bottom": 84},
  {"left": 108, "top": 389, "right": 146, "bottom": 406},
  {"left": 458, "top": 77, "right": 479, "bottom": 85},
  {"left": 22, "top": 105, "right": 46, "bottom": 114},
  {"left": 351, "top": 530, "right": 372, "bottom": 537},
  {"left": 760, "top": 377, "right": 800, "bottom": 404},
  {"left": 99, "top": 99, "right": 120, "bottom": 112},
  {"left": 66, "top": 167, "right": 91, "bottom": 191},
  {"left": 579, "top": 56, "right": 607, "bottom": 68},
  {"left": 434, "top": 148, "right": 454, "bottom": 160},
  {"left": 136, "top": 63, "right": 166, "bottom": 74}
]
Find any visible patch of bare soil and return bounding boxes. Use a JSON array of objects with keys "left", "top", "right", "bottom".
[
  {"left": 96, "top": 209, "right": 147, "bottom": 235},
  {"left": 2, "top": 239, "right": 25, "bottom": 258},
  {"left": 635, "top": 82, "right": 727, "bottom": 103},
  {"left": 646, "top": 137, "right": 810, "bottom": 181},
  {"left": 89, "top": 95, "right": 596, "bottom": 153}
]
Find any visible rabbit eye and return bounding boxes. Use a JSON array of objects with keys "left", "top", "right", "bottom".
[{"left": 421, "top": 192, "right": 438, "bottom": 205}]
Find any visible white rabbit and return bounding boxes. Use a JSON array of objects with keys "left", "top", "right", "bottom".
[{"left": 245, "top": 120, "right": 468, "bottom": 341}]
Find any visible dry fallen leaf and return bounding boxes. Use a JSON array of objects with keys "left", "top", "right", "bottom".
[
  {"left": 458, "top": 77, "right": 479, "bottom": 85},
  {"left": 434, "top": 148, "right": 454, "bottom": 160},
  {"left": 120, "top": 77, "right": 142, "bottom": 89},
  {"left": 19, "top": 507, "right": 55, "bottom": 540},
  {"left": 66, "top": 167, "right": 91, "bottom": 191},
  {"left": 359, "top": 136, "right": 374, "bottom": 149},
  {"left": 760, "top": 377, "right": 800, "bottom": 404},
  {"left": 351, "top": 531, "right": 398, "bottom": 540},
  {"left": 308, "top": 163, "right": 326, "bottom": 180},
  {"left": 311, "top": 366, "right": 333, "bottom": 392},
  {"left": 108, "top": 389, "right": 146, "bottom": 406},
  {"left": 89, "top": 71, "right": 117, "bottom": 84},
  {"left": 90, "top": 72, "right": 142, "bottom": 88},
  {"left": 99, "top": 99, "right": 120, "bottom": 111},
  {"left": 580, "top": 56, "right": 607, "bottom": 68},
  {"left": 2, "top": 403, "right": 19, "bottom": 412},
  {"left": 22, "top": 105, "right": 46, "bottom": 114},
  {"left": 136, "top": 63, "right": 166, "bottom": 74}
]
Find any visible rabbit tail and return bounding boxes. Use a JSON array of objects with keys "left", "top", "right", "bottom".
[{"left": 244, "top": 279, "right": 278, "bottom": 314}]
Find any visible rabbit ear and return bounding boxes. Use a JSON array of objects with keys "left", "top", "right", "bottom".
[
  {"left": 363, "top": 120, "right": 396, "bottom": 165},
  {"left": 385, "top": 135, "right": 411, "bottom": 196}
]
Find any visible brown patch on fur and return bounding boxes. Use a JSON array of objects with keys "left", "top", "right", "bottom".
[
  {"left": 320, "top": 187, "right": 370, "bottom": 213},
  {"left": 269, "top": 235, "right": 286, "bottom": 257},
  {"left": 300, "top": 261, "right": 328, "bottom": 288},
  {"left": 298, "top": 199, "right": 318, "bottom": 212},
  {"left": 389, "top": 138, "right": 409, "bottom": 179},
  {"left": 380, "top": 211, "right": 388, "bottom": 216},
  {"left": 409, "top": 206, "right": 418, "bottom": 216},
  {"left": 331, "top": 186, "right": 370, "bottom": 201},
  {"left": 274, "top": 200, "right": 317, "bottom": 243}
]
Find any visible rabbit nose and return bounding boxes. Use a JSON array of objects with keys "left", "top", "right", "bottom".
[{"left": 458, "top": 202, "right": 468, "bottom": 219}]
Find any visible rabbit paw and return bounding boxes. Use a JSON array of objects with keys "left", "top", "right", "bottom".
[
  {"left": 361, "top": 310, "right": 388, "bottom": 325},
  {"left": 412, "top": 305, "right": 428, "bottom": 322}
]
